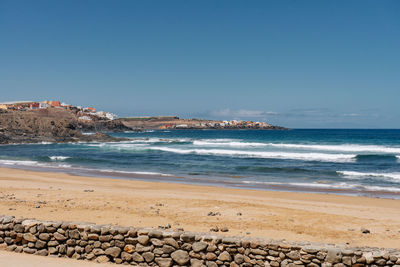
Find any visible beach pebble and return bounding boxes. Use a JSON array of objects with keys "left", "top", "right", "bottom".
[
  {"left": 361, "top": 228, "right": 371, "bottom": 234},
  {"left": 210, "top": 226, "right": 219, "bottom": 232}
]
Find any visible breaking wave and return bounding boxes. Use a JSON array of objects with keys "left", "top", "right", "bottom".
[
  {"left": 265, "top": 143, "right": 400, "bottom": 154},
  {"left": 337, "top": 171, "right": 400, "bottom": 181},
  {"left": 148, "top": 147, "right": 356, "bottom": 162},
  {"left": 49, "top": 156, "right": 71, "bottom": 161}
]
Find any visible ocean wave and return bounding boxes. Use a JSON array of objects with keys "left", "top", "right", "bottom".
[
  {"left": 193, "top": 140, "right": 267, "bottom": 147},
  {"left": 148, "top": 147, "right": 355, "bottom": 162},
  {"left": 94, "top": 169, "right": 173, "bottom": 177},
  {"left": 240, "top": 180, "right": 400, "bottom": 193},
  {"left": 337, "top": 171, "right": 400, "bottom": 181},
  {"left": 0, "top": 159, "right": 47, "bottom": 167},
  {"left": 266, "top": 143, "right": 400, "bottom": 154},
  {"left": 49, "top": 156, "right": 71, "bottom": 161}
]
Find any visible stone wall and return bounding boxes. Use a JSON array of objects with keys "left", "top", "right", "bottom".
[{"left": 0, "top": 215, "right": 399, "bottom": 267}]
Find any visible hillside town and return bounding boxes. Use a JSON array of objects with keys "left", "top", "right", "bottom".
[{"left": 0, "top": 100, "right": 117, "bottom": 121}]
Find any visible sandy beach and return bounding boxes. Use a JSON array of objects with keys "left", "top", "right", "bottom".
[{"left": 0, "top": 167, "right": 400, "bottom": 249}]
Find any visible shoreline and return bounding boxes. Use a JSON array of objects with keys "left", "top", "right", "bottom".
[
  {"left": 0, "top": 167, "right": 400, "bottom": 249},
  {"left": 1, "top": 162, "right": 400, "bottom": 200}
]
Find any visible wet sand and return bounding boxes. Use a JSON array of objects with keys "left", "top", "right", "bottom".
[{"left": 1, "top": 167, "right": 400, "bottom": 249}]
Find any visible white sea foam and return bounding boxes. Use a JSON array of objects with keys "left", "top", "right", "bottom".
[
  {"left": 98, "top": 169, "right": 173, "bottom": 177},
  {"left": 337, "top": 171, "right": 400, "bottom": 181},
  {"left": 82, "top": 132, "right": 95, "bottom": 136},
  {"left": 266, "top": 143, "right": 400, "bottom": 154},
  {"left": 49, "top": 156, "right": 71, "bottom": 161},
  {"left": 148, "top": 147, "right": 355, "bottom": 162},
  {"left": 0, "top": 159, "right": 47, "bottom": 167},
  {"left": 56, "top": 164, "right": 72, "bottom": 168},
  {"left": 241, "top": 180, "right": 400, "bottom": 193},
  {"left": 193, "top": 140, "right": 267, "bottom": 147}
]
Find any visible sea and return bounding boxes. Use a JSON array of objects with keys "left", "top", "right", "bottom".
[{"left": 1, "top": 129, "right": 400, "bottom": 199}]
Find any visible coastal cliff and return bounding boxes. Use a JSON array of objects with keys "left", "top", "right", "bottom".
[{"left": 0, "top": 108, "right": 130, "bottom": 144}]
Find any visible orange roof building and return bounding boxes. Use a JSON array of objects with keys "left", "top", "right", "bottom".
[{"left": 49, "top": 101, "right": 61, "bottom": 107}]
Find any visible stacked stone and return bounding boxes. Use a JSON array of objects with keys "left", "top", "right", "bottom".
[{"left": 1, "top": 215, "right": 400, "bottom": 267}]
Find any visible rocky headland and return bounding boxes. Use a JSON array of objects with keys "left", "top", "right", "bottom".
[
  {"left": 119, "top": 116, "right": 288, "bottom": 131},
  {"left": 0, "top": 108, "right": 131, "bottom": 144}
]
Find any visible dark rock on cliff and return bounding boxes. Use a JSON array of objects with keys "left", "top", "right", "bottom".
[{"left": 0, "top": 109, "right": 129, "bottom": 144}]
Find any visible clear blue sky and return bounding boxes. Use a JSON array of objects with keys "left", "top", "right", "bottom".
[{"left": 1, "top": 0, "right": 399, "bottom": 128}]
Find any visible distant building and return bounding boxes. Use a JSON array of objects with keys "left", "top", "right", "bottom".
[
  {"left": 39, "top": 103, "right": 49, "bottom": 109},
  {"left": 49, "top": 101, "right": 61, "bottom": 107},
  {"left": 78, "top": 116, "right": 92, "bottom": 121},
  {"left": 29, "top": 102, "right": 40, "bottom": 109},
  {"left": 0, "top": 101, "right": 35, "bottom": 110},
  {"left": 85, "top": 107, "right": 96, "bottom": 113}
]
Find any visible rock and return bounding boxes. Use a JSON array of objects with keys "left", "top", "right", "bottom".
[
  {"left": 235, "top": 254, "right": 245, "bottom": 264},
  {"left": 192, "top": 242, "right": 208, "bottom": 252},
  {"left": 48, "top": 240, "right": 59, "bottom": 247},
  {"left": 105, "top": 247, "right": 121, "bottom": 258},
  {"left": 191, "top": 259, "right": 204, "bottom": 267},
  {"left": 35, "top": 240, "right": 47, "bottom": 249},
  {"left": 124, "top": 244, "right": 135, "bottom": 253},
  {"left": 326, "top": 249, "right": 342, "bottom": 264},
  {"left": 13, "top": 224, "right": 24, "bottom": 233},
  {"left": 23, "top": 233, "right": 37, "bottom": 242},
  {"left": 68, "top": 229, "right": 80, "bottom": 239},
  {"left": 251, "top": 248, "right": 268, "bottom": 256},
  {"left": 136, "top": 244, "right": 153, "bottom": 253},
  {"left": 361, "top": 228, "right": 370, "bottom": 234},
  {"left": 220, "top": 227, "right": 229, "bottom": 232},
  {"left": 341, "top": 256, "right": 352, "bottom": 266},
  {"left": 23, "top": 248, "right": 36, "bottom": 254},
  {"left": 287, "top": 251, "right": 301, "bottom": 260},
  {"left": 162, "top": 244, "right": 175, "bottom": 254},
  {"left": 66, "top": 247, "right": 75, "bottom": 257},
  {"left": 138, "top": 235, "right": 149, "bottom": 245},
  {"left": 143, "top": 252, "right": 155, "bottom": 262},
  {"left": 150, "top": 238, "right": 164, "bottom": 246},
  {"left": 99, "top": 235, "right": 113, "bottom": 242},
  {"left": 38, "top": 233, "right": 50, "bottom": 241},
  {"left": 53, "top": 232, "right": 67, "bottom": 241},
  {"left": 148, "top": 230, "right": 163, "bottom": 238},
  {"left": 121, "top": 251, "right": 132, "bottom": 261},
  {"left": 131, "top": 252, "right": 144, "bottom": 262},
  {"left": 218, "top": 251, "right": 232, "bottom": 261},
  {"left": 88, "top": 233, "right": 99, "bottom": 240},
  {"left": 164, "top": 238, "right": 179, "bottom": 248},
  {"left": 171, "top": 249, "right": 190, "bottom": 265},
  {"left": 210, "top": 226, "right": 219, "bottom": 232},
  {"left": 92, "top": 248, "right": 105, "bottom": 256},
  {"left": 155, "top": 257, "right": 173, "bottom": 267},
  {"left": 206, "top": 252, "right": 218, "bottom": 260},
  {"left": 181, "top": 233, "right": 195, "bottom": 242},
  {"left": 35, "top": 249, "right": 48, "bottom": 256},
  {"left": 96, "top": 255, "right": 110, "bottom": 263}
]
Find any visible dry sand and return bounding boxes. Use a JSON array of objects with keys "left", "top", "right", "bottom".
[
  {"left": 0, "top": 250, "right": 114, "bottom": 267},
  {"left": 1, "top": 167, "right": 400, "bottom": 249}
]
